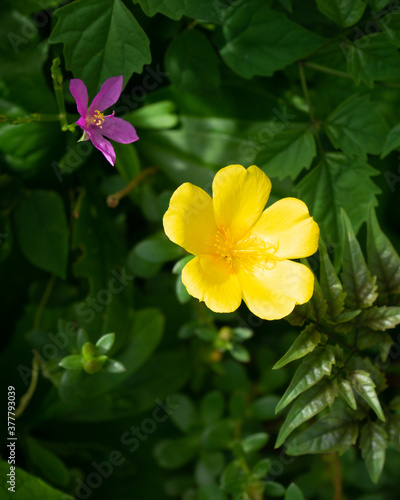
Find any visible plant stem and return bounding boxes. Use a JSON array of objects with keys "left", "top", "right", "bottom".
[
  {"left": 298, "top": 61, "right": 323, "bottom": 153},
  {"left": 14, "top": 351, "right": 43, "bottom": 418},
  {"left": 33, "top": 274, "right": 56, "bottom": 330},
  {"left": 332, "top": 453, "right": 343, "bottom": 500},
  {"left": 51, "top": 56, "right": 69, "bottom": 131},
  {"left": 106, "top": 167, "right": 158, "bottom": 208},
  {"left": 304, "top": 61, "right": 353, "bottom": 80},
  {"left": 0, "top": 113, "right": 64, "bottom": 125}
]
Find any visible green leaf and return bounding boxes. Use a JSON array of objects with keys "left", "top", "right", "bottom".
[
  {"left": 275, "top": 380, "right": 337, "bottom": 448},
  {"left": 250, "top": 395, "right": 281, "bottom": 421},
  {"left": 14, "top": 190, "right": 68, "bottom": 278},
  {"left": 346, "top": 34, "right": 400, "bottom": 88},
  {"left": 169, "top": 393, "right": 197, "bottom": 433},
  {"left": 284, "top": 483, "right": 304, "bottom": 500},
  {"left": 275, "top": 347, "right": 335, "bottom": 414},
  {"left": 316, "top": 0, "right": 367, "bottom": 27},
  {"left": 334, "top": 309, "right": 362, "bottom": 324},
  {"left": 367, "top": 206, "right": 400, "bottom": 296},
  {"left": 219, "top": 0, "right": 325, "bottom": 78},
  {"left": 59, "top": 355, "right": 83, "bottom": 370},
  {"left": 319, "top": 243, "right": 346, "bottom": 321},
  {"left": 114, "top": 143, "right": 141, "bottom": 184},
  {"left": 349, "top": 370, "right": 385, "bottom": 422},
  {"left": 200, "top": 391, "right": 225, "bottom": 426},
  {"left": 134, "top": 232, "right": 184, "bottom": 263},
  {"left": 230, "top": 344, "right": 251, "bottom": 363},
  {"left": 126, "top": 101, "right": 179, "bottom": 130},
  {"left": 360, "top": 421, "right": 388, "bottom": 484},
  {"left": 133, "top": 0, "right": 222, "bottom": 23},
  {"left": 202, "top": 420, "right": 234, "bottom": 449},
  {"left": 264, "top": 481, "right": 286, "bottom": 497},
  {"left": 242, "top": 432, "right": 269, "bottom": 454},
  {"left": 50, "top": 0, "right": 151, "bottom": 97},
  {"left": 255, "top": 127, "right": 316, "bottom": 180},
  {"left": 0, "top": 461, "right": 73, "bottom": 499},
  {"left": 104, "top": 359, "right": 126, "bottom": 373},
  {"left": 325, "top": 95, "right": 389, "bottom": 159},
  {"left": 341, "top": 210, "right": 378, "bottom": 309},
  {"left": 165, "top": 30, "right": 220, "bottom": 91},
  {"left": 296, "top": 153, "right": 380, "bottom": 246},
  {"left": 26, "top": 438, "right": 69, "bottom": 488},
  {"left": 273, "top": 324, "right": 321, "bottom": 370},
  {"left": 198, "top": 484, "right": 227, "bottom": 500},
  {"left": 378, "top": 9, "right": 400, "bottom": 47},
  {"left": 369, "top": 0, "right": 390, "bottom": 9},
  {"left": 360, "top": 306, "right": 400, "bottom": 331},
  {"left": 387, "top": 414, "right": 400, "bottom": 452},
  {"left": 286, "top": 410, "right": 358, "bottom": 455},
  {"left": 252, "top": 458, "right": 271, "bottom": 479},
  {"left": 381, "top": 123, "right": 400, "bottom": 158},
  {"left": 95, "top": 333, "right": 115, "bottom": 354},
  {"left": 154, "top": 436, "right": 199, "bottom": 469},
  {"left": 175, "top": 274, "right": 192, "bottom": 304},
  {"left": 338, "top": 378, "right": 357, "bottom": 410},
  {"left": 279, "top": 0, "right": 293, "bottom": 12}
]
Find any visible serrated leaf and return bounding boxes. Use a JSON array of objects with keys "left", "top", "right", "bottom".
[
  {"left": 285, "top": 300, "right": 313, "bottom": 326},
  {"left": 346, "top": 34, "right": 400, "bottom": 88},
  {"left": 275, "top": 380, "right": 337, "bottom": 448},
  {"left": 14, "top": 190, "right": 68, "bottom": 279},
  {"left": 349, "top": 370, "right": 385, "bottom": 421},
  {"left": 286, "top": 410, "right": 358, "bottom": 455},
  {"left": 50, "top": 0, "right": 151, "bottom": 97},
  {"left": 360, "top": 306, "right": 400, "bottom": 331},
  {"left": 360, "top": 421, "right": 388, "bottom": 484},
  {"left": 381, "top": 123, "right": 400, "bottom": 158},
  {"left": 338, "top": 378, "right": 357, "bottom": 410},
  {"left": 367, "top": 206, "right": 400, "bottom": 296},
  {"left": 255, "top": 127, "right": 316, "bottom": 180},
  {"left": 220, "top": 0, "right": 325, "bottom": 78},
  {"left": 275, "top": 347, "right": 335, "bottom": 413},
  {"left": 334, "top": 310, "right": 361, "bottom": 324},
  {"left": 133, "top": 0, "right": 222, "bottom": 22},
  {"left": 316, "top": 0, "right": 367, "bottom": 26},
  {"left": 284, "top": 483, "right": 304, "bottom": 500},
  {"left": 95, "top": 333, "right": 115, "bottom": 354},
  {"left": 296, "top": 153, "right": 380, "bottom": 247},
  {"left": 325, "top": 95, "right": 389, "bottom": 160},
  {"left": 242, "top": 432, "right": 269, "bottom": 453},
  {"left": 386, "top": 414, "right": 400, "bottom": 451},
  {"left": 273, "top": 324, "right": 321, "bottom": 370},
  {"left": 341, "top": 210, "right": 378, "bottom": 309}
]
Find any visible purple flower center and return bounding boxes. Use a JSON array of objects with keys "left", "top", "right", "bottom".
[{"left": 88, "top": 109, "right": 105, "bottom": 128}]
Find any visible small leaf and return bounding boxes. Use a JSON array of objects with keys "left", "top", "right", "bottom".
[
  {"left": 273, "top": 324, "right": 321, "bottom": 370},
  {"left": 202, "top": 420, "right": 234, "bottom": 450},
  {"left": 285, "top": 483, "right": 304, "bottom": 500},
  {"left": 127, "top": 101, "right": 178, "bottom": 130},
  {"left": 275, "top": 380, "right": 337, "bottom": 448},
  {"left": 95, "top": 333, "right": 115, "bottom": 354},
  {"left": 252, "top": 458, "right": 271, "bottom": 479},
  {"left": 250, "top": 395, "right": 281, "bottom": 421},
  {"left": 77, "top": 329, "right": 89, "bottom": 351},
  {"left": 319, "top": 242, "right": 346, "bottom": 321},
  {"left": 134, "top": 232, "right": 184, "bottom": 263},
  {"left": 104, "top": 359, "right": 126, "bottom": 373},
  {"left": 349, "top": 370, "right": 385, "bottom": 422},
  {"left": 286, "top": 411, "right": 358, "bottom": 456},
  {"left": 275, "top": 347, "right": 335, "bottom": 414},
  {"left": 360, "top": 421, "right": 388, "bottom": 484},
  {"left": 230, "top": 344, "right": 250, "bottom": 363},
  {"left": 264, "top": 481, "right": 286, "bottom": 497},
  {"left": 341, "top": 210, "right": 378, "bottom": 309},
  {"left": 59, "top": 355, "right": 83, "bottom": 370},
  {"left": 200, "top": 391, "right": 225, "bottom": 426},
  {"left": 338, "top": 378, "right": 357, "bottom": 410},
  {"left": 367, "top": 206, "right": 400, "bottom": 296},
  {"left": 172, "top": 255, "right": 195, "bottom": 274},
  {"left": 242, "top": 432, "right": 269, "bottom": 454},
  {"left": 154, "top": 436, "right": 199, "bottom": 469}
]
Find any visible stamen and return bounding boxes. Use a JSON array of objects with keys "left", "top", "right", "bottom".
[{"left": 93, "top": 110, "right": 105, "bottom": 128}]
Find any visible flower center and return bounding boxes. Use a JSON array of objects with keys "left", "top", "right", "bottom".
[
  {"left": 88, "top": 110, "right": 105, "bottom": 128},
  {"left": 214, "top": 226, "right": 278, "bottom": 271}
]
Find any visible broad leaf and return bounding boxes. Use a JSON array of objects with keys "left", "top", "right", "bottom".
[
  {"left": 325, "top": 95, "right": 389, "bottom": 160},
  {"left": 341, "top": 210, "right": 378, "bottom": 309},
  {"left": 360, "top": 421, "right": 388, "bottom": 484},
  {"left": 360, "top": 306, "right": 400, "bottom": 331},
  {"left": 346, "top": 34, "right": 400, "bottom": 87},
  {"left": 349, "top": 370, "right": 385, "bottom": 422},
  {"left": 286, "top": 410, "right": 358, "bottom": 455},
  {"left": 14, "top": 190, "right": 68, "bottom": 278},
  {"left": 367, "top": 206, "right": 400, "bottom": 296},
  {"left": 338, "top": 378, "right": 357, "bottom": 410},
  {"left": 316, "top": 0, "right": 367, "bottom": 27},
  {"left": 275, "top": 380, "right": 337, "bottom": 448},
  {"left": 273, "top": 324, "right": 321, "bottom": 370},
  {"left": 50, "top": 0, "right": 151, "bottom": 97},
  {"left": 255, "top": 127, "right": 316, "bottom": 180},
  {"left": 319, "top": 243, "right": 346, "bottom": 321},
  {"left": 296, "top": 153, "right": 380, "bottom": 246},
  {"left": 133, "top": 0, "right": 222, "bottom": 23},
  {"left": 220, "top": 0, "right": 325, "bottom": 78},
  {"left": 275, "top": 347, "right": 335, "bottom": 413}
]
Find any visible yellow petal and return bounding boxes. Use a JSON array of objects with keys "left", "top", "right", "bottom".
[
  {"left": 238, "top": 260, "right": 314, "bottom": 320},
  {"left": 213, "top": 165, "right": 272, "bottom": 241},
  {"left": 250, "top": 198, "right": 319, "bottom": 260},
  {"left": 163, "top": 183, "right": 217, "bottom": 255},
  {"left": 182, "top": 255, "right": 242, "bottom": 313}
]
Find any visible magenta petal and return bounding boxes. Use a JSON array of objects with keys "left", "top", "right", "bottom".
[
  {"left": 89, "top": 129, "right": 116, "bottom": 166},
  {"left": 70, "top": 79, "right": 88, "bottom": 118},
  {"left": 88, "top": 76, "right": 123, "bottom": 114},
  {"left": 100, "top": 116, "right": 139, "bottom": 144}
]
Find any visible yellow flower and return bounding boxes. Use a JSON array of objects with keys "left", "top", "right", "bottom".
[{"left": 163, "top": 165, "right": 319, "bottom": 320}]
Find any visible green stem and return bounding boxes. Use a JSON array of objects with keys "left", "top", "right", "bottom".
[
  {"left": 14, "top": 351, "right": 43, "bottom": 419},
  {"left": 106, "top": 167, "right": 158, "bottom": 208},
  {"left": 0, "top": 113, "right": 64, "bottom": 125},
  {"left": 51, "top": 56, "right": 69, "bottom": 131},
  {"left": 298, "top": 61, "right": 323, "bottom": 153},
  {"left": 33, "top": 274, "right": 56, "bottom": 330},
  {"left": 304, "top": 61, "right": 353, "bottom": 80}
]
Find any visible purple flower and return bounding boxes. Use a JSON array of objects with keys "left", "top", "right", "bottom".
[{"left": 69, "top": 76, "right": 138, "bottom": 166}]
